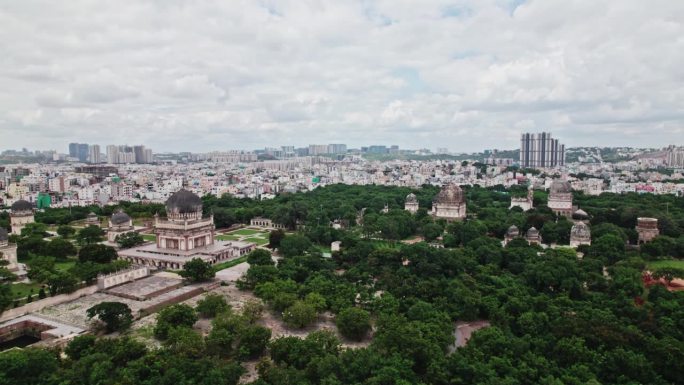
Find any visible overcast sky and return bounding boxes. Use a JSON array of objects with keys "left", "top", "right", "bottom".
[{"left": 1, "top": 0, "right": 683, "bottom": 153}]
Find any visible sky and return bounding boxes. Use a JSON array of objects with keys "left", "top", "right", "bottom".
[{"left": 0, "top": 0, "right": 683, "bottom": 153}]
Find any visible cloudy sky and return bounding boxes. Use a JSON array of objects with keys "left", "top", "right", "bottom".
[{"left": 1, "top": 0, "right": 683, "bottom": 153}]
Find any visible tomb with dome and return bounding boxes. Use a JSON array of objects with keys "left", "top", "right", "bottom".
[
  {"left": 547, "top": 179, "right": 574, "bottom": 217},
  {"left": 404, "top": 193, "right": 419, "bottom": 214},
  {"left": 0, "top": 228, "right": 19, "bottom": 272},
  {"left": 117, "top": 189, "right": 256, "bottom": 269},
  {"left": 431, "top": 183, "right": 466, "bottom": 221},
  {"left": 503, "top": 225, "right": 520, "bottom": 245},
  {"left": 570, "top": 221, "right": 592, "bottom": 247},
  {"left": 525, "top": 227, "right": 542, "bottom": 245},
  {"left": 107, "top": 210, "right": 135, "bottom": 243},
  {"left": 10, "top": 200, "right": 34, "bottom": 235}
]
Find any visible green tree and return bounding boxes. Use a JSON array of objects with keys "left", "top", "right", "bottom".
[
  {"left": 280, "top": 234, "right": 312, "bottom": 257},
  {"left": 164, "top": 326, "right": 205, "bottom": 358},
  {"left": 238, "top": 324, "right": 271, "bottom": 359},
  {"left": 269, "top": 229, "right": 286, "bottom": 248},
  {"left": 86, "top": 301, "right": 133, "bottom": 332},
  {"left": 282, "top": 300, "right": 317, "bottom": 329},
  {"left": 64, "top": 334, "right": 97, "bottom": 360},
  {"left": 115, "top": 232, "right": 145, "bottom": 249},
  {"left": 78, "top": 244, "right": 117, "bottom": 264},
  {"left": 196, "top": 293, "right": 230, "bottom": 318},
  {"left": 247, "top": 249, "right": 275, "bottom": 266},
  {"left": 180, "top": 258, "right": 215, "bottom": 282},
  {"left": 46, "top": 271, "right": 78, "bottom": 295},
  {"left": 56, "top": 225, "right": 76, "bottom": 239},
  {"left": 0, "top": 348, "right": 59, "bottom": 385},
  {"left": 336, "top": 307, "right": 371, "bottom": 341},
  {"left": 154, "top": 304, "right": 198, "bottom": 340},
  {"left": 76, "top": 225, "right": 105, "bottom": 245},
  {"left": 44, "top": 238, "right": 77, "bottom": 259},
  {"left": 422, "top": 222, "right": 444, "bottom": 242}
]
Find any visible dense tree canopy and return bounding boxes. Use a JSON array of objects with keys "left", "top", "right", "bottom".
[{"left": 2, "top": 184, "right": 684, "bottom": 385}]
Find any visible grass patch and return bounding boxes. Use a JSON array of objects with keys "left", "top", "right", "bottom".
[
  {"left": 371, "top": 240, "right": 401, "bottom": 249},
  {"left": 212, "top": 256, "right": 248, "bottom": 272},
  {"left": 142, "top": 234, "right": 156, "bottom": 241},
  {"left": 11, "top": 282, "right": 43, "bottom": 300},
  {"left": 230, "top": 229, "right": 264, "bottom": 236},
  {"left": 216, "top": 234, "right": 241, "bottom": 241},
  {"left": 55, "top": 260, "right": 77, "bottom": 272},
  {"left": 243, "top": 237, "right": 269, "bottom": 246},
  {"left": 647, "top": 260, "right": 684, "bottom": 270}
]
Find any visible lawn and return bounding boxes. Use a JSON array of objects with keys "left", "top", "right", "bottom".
[
  {"left": 212, "top": 256, "right": 248, "bottom": 272},
  {"left": 142, "top": 234, "right": 156, "bottom": 241},
  {"left": 55, "top": 259, "right": 77, "bottom": 272},
  {"left": 11, "top": 282, "right": 43, "bottom": 300},
  {"left": 243, "top": 237, "right": 269, "bottom": 246},
  {"left": 371, "top": 240, "right": 401, "bottom": 249},
  {"left": 230, "top": 228, "right": 265, "bottom": 236},
  {"left": 647, "top": 260, "right": 684, "bottom": 270},
  {"left": 216, "top": 234, "right": 241, "bottom": 241}
]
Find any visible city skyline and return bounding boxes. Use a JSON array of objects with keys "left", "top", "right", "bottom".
[{"left": 1, "top": 1, "right": 683, "bottom": 152}]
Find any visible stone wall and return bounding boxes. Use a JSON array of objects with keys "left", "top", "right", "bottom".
[
  {"left": 97, "top": 266, "right": 150, "bottom": 290},
  {"left": 0, "top": 285, "right": 99, "bottom": 323}
]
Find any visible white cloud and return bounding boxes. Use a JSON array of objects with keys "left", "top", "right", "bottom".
[{"left": 0, "top": 0, "right": 683, "bottom": 152}]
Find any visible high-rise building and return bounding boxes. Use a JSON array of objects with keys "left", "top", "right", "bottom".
[
  {"left": 68, "top": 143, "right": 79, "bottom": 158},
  {"left": 77, "top": 143, "right": 89, "bottom": 162},
  {"left": 106, "top": 145, "right": 118, "bottom": 164},
  {"left": 368, "top": 145, "right": 388, "bottom": 154},
  {"left": 308, "top": 144, "right": 329, "bottom": 155},
  {"left": 133, "top": 145, "right": 145, "bottom": 163},
  {"left": 519, "top": 132, "right": 565, "bottom": 168},
  {"left": 88, "top": 144, "right": 101, "bottom": 163},
  {"left": 144, "top": 148, "right": 153, "bottom": 164},
  {"left": 327, "top": 144, "right": 347, "bottom": 154},
  {"left": 666, "top": 145, "right": 684, "bottom": 168}
]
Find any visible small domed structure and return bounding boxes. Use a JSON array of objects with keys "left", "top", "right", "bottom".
[
  {"left": 503, "top": 225, "right": 520, "bottom": 245},
  {"left": 86, "top": 211, "right": 100, "bottom": 226},
  {"left": 526, "top": 226, "right": 542, "bottom": 245},
  {"left": 108, "top": 210, "right": 135, "bottom": 243},
  {"left": 433, "top": 183, "right": 465, "bottom": 205},
  {"left": 431, "top": 183, "right": 466, "bottom": 221},
  {"left": 111, "top": 210, "right": 132, "bottom": 225},
  {"left": 0, "top": 226, "right": 18, "bottom": 271},
  {"left": 10, "top": 200, "right": 35, "bottom": 235},
  {"left": 572, "top": 209, "right": 589, "bottom": 221},
  {"left": 570, "top": 221, "right": 591, "bottom": 247},
  {"left": 404, "top": 193, "right": 419, "bottom": 214},
  {"left": 166, "top": 189, "right": 203, "bottom": 220},
  {"left": 10, "top": 200, "right": 32, "bottom": 212},
  {"left": 548, "top": 179, "right": 574, "bottom": 217},
  {"left": 507, "top": 225, "right": 520, "bottom": 236},
  {"left": 549, "top": 180, "right": 571, "bottom": 195}
]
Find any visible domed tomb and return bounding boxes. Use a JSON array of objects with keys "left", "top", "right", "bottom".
[
  {"left": 166, "top": 189, "right": 203, "bottom": 220},
  {"left": 111, "top": 211, "right": 132, "bottom": 226},
  {"left": 525, "top": 226, "right": 542, "bottom": 245},
  {"left": 404, "top": 193, "right": 419, "bottom": 214},
  {"left": 108, "top": 210, "right": 135, "bottom": 243},
  {"left": 572, "top": 209, "right": 589, "bottom": 221},
  {"left": 10, "top": 200, "right": 34, "bottom": 235},
  {"left": 570, "top": 221, "right": 591, "bottom": 247},
  {"left": 504, "top": 225, "right": 520, "bottom": 245},
  {"left": 548, "top": 179, "right": 574, "bottom": 217},
  {"left": 431, "top": 183, "right": 466, "bottom": 221},
  {"left": 10, "top": 200, "right": 32, "bottom": 213},
  {"left": 0, "top": 227, "right": 18, "bottom": 271}
]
